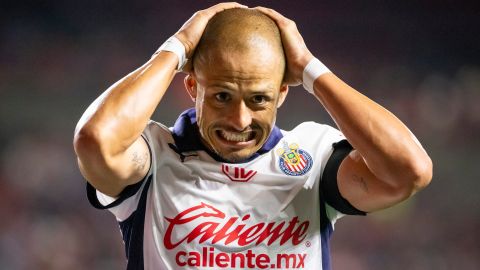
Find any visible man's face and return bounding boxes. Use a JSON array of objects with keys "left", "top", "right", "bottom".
[{"left": 186, "top": 46, "right": 287, "bottom": 162}]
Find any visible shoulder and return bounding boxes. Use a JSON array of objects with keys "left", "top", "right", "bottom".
[
  {"left": 283, "top": 121, "right": 345, "bottom": 145},
  {"left": 279, "top": 122, "right": 348, "bottom": 179},
  {"left": 142, "top": 120, "right": 175, "bottom": 148},
  {"left": 139, "top": 120, "right": 184, "bottom": 165},
  {"left": 143, "top": 120, "right": 172, "bottom": 138}
]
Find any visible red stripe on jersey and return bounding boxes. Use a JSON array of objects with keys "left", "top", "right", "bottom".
[{"left": 286, "top": 163, "right": 294, "bottom": 172}]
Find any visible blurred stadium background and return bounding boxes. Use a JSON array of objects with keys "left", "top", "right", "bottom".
[{"left": 1, "top": 0, "right": 479, "bottom": 269}]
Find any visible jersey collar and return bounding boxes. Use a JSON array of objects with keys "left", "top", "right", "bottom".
[{"left": 171, "top": 108, "right": 283, "bottom": 163}]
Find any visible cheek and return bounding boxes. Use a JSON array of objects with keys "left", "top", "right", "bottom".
[
  {"left": 195, "top": 90, "right": 208, "bottom": 129},
  {"left": 262, "top": 105, "right": 277, "bottom": 122},
  {"left": 196, "top": 103, "right": 216, "bottom": 141},
  {"left": 255, "top": 108, "right": 277, "bottom": 136}
]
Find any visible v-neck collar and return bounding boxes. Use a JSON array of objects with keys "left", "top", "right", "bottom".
[{"left": 171, "top": 108, "right": 283, "bottom": 163}]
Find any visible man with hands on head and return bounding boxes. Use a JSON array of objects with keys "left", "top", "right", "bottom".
[{"left": 74, "top": 3, "right": 432, "bottom": 270}]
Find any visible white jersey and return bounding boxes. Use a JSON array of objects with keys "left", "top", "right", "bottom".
[{"left": 87, "top": 109, "right": 364, "bottom": 270}]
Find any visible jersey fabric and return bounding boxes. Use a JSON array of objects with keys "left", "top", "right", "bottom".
[{"left": 86, "top": 108, "right": 365, "bottom": 270}]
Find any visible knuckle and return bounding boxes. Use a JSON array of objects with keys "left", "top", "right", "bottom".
[
  {"left": 279, "top": 20, "right": 289, "bottom": 28},
  {"left": 286, "top": 20, "right": 297, "bottom": 29}
]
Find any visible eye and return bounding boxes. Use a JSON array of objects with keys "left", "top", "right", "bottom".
[
  {"left": 215, "top": 92, "right": 231, "bottom": 103},
  {"left": 251, "top": 95, "right": 268, "bottom": 104}
]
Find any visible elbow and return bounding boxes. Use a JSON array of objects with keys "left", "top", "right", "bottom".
[
  {"left": 397, "top": 154, "right": 433, "bottom": 197},
  {"left": 73, "top": 125, "right": 106, "bottom": 159},
  {"left": 411, "top": 154, "right": 433, "bottom": 191},
  {"left": 385, "top": 153, "right": 433, "bottom": 201}
]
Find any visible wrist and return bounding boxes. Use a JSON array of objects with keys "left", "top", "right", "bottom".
[
  {"left": 153, "top": 36, "right": 187, "bottom": 71},
  {"left": 302, "top": 57, "right": 331, "bottom": 94},
  {"left": 298, "top": 53, "right": 315, "bottom": 72}
]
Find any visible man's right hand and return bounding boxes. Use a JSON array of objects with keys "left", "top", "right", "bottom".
[
  {"left": 174, "top": 2, "right": 247, "bottom": 72},
  {"left": 74, "top": 3, "right": 246, "bottom": 197}
]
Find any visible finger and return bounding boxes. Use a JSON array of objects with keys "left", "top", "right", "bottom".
[
  {"left": 212, "top": 2, "right": 248, "bottom": 9},
  {"left": 206, "top": 2, "right": 248, "bottom": 15},
  {"left": 254, "top": 6, "right": 289, "bottom": 24}
]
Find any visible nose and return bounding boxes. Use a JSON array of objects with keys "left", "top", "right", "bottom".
[{"left": 227, "top": 101, "right": 252, "bottom": 131}]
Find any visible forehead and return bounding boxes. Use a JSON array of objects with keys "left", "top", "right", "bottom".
[{"left": 194, "top": 48, "right": 284, "bottom": 90}]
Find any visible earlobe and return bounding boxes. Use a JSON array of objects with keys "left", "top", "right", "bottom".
[
  {"left": 184, "top": 75, "right": 197, "bottom": 102},
  {"left": 277, "top": 85, "right": 289, "bottom": 108}
]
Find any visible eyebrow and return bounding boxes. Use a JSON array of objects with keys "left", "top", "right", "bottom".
[
  {"left": 208, "top": 84, "right": 275, "bottom": 92},
  {"left": 249, "top": 90, "right": 275, "bottom": 96}
]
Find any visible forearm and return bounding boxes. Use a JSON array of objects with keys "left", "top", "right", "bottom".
[
  {"left": 255, "top": 6, "right": 432, "bottom": 210},
  {"left": 312, "top": 73, "right": 432, "bottom": 188},
  {"left": 75, "top": 52, "right": 178, "bottom": 155}
]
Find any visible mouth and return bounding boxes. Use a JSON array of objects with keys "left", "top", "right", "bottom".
[{"left": 215, "top": 129, "right": 257, "bottom": 146}]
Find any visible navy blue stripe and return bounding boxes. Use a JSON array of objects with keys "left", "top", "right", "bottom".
[
  {"left": 320, "top": 196, "right": 333, "bottom": 270},
  {"left": 119, "top": 175, "right": 152, "bottom": 270}
]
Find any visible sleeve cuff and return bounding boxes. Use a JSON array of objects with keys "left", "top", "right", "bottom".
[
  {"left": 321, "top": 139, "right": 367, "bottom": 216},
  {"left": 86, "top": 180, "right": 145, "bottom": 210}
]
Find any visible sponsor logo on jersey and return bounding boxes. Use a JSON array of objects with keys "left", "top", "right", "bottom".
[
  {"left": 163, "top": 202, "right": 309, "bottom": 249},
  {"left": 164, "top": 203, "right": 310, "bottom": 268},
  {"left": 221, "top": 164, "right": 257, "bottom": 182},
  {"left": 276, "top": 141, "right": 313, "bottom": 176}
]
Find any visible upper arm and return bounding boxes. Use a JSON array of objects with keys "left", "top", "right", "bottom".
[
  {"left": 75, "top": 135, "right": 151, "bottom": 197},
  {"left": 337, "top": 150, "right": 415, "bottom": 213}
]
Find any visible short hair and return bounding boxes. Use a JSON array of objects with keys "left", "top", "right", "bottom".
[{"left": 192, "top": 8, "right": 285, "bottom": 76}]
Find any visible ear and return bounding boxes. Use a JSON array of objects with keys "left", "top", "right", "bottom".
[
  {"left": 276, "top": 84, "right": 289, "bottom": 108},
  {"left": 184, "top": 74, "right": 197, "bottom": 102}
]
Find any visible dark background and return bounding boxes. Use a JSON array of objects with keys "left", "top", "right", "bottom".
[{"left": 1, "top": 0, "right": 479, "bottom": 269}]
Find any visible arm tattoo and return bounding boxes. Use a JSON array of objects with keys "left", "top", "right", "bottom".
[
  {"left": 353, "top": 174, "right": 369, "bottom": 192},
  {"left": 132, "top": 151, "right": 148, "bottom": 171}
]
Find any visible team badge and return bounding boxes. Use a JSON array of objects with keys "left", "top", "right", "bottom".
[{"left": 276, "top": 141, "right": 313, "bottom": 176}]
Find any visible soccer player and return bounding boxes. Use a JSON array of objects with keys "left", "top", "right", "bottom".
[{"left": 73, "top": 3, "right": 432, "bottom": 270}]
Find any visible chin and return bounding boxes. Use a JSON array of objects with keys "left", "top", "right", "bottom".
[
  {"left": 217, "top": 149, "right": 256, "bottom": 163},
  {"left": 205, "top": 129, "right": 263, "bottom": 162}
]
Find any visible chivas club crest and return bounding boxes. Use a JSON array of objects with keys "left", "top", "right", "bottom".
[{"left": 276, "top": 141, "right": 313, "bottom": 176}]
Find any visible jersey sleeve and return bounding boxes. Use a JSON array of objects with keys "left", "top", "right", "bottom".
[
  {"left": 85, "top": 121, "right": 158, "bottom": 221},
  {"left": 287, "top": 122, "right": 366, "bottom": 223}
]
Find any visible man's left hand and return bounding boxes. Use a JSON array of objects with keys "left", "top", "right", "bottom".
[{"left": 255, "top": 7, "right": 314, "bottom": 86}]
